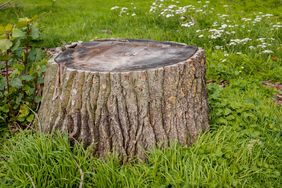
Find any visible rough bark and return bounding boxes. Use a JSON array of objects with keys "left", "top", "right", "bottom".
[{"left": 38, "top": 39, "right": 209, "bottom": 160}]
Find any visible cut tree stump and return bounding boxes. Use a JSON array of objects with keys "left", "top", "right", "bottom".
[{"left": 38, "top": 39, "right": 209, "bottom": 160}]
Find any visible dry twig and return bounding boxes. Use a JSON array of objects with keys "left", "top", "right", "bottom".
[{"left": 0, "top": 0, "right": 13, "bottom": 10}]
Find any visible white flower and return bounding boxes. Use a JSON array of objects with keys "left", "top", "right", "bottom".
[
  {"left": 132, "top": 13, "right": 136, "bottom": 16},
  {"left": 262, "top": 50, "right": 273, "bottom": 54},
  {"left": 253, "top": 16, "right": 262, "bottom": 23},
  {"left": 198, "top": 34, "right": 204, "bottom": 38},
  {"left": 249, "top": 46, "right": 255, "bottom": 50},
  {"left": 219, "top": 14, "right": 229, "bottom": 18},
  {"left": 257, "top": 38, "right": 266, "bottom": 42},
  {"left": 257, "top": 44, "right": 267, "bottom": 48},
  {"left": 228, "top": 38, "right": 251, "bottom": 46},
  {"left": 212, "top": 21, "right": 218, "bottom": 26},
  {"left": 111, "top": 6, "right": 119, "bottom": 10},
  {"left": 241, "top": 38, "right": 252, "bottom": 43},
  {"left": 262, "top": 14, "right": 273, "bottom": 17},
  {"left": 209, "top": 29, "right": 224, "bottom": 39},
  {"left": 166, "top": 14, "right": 174, "bottom": 18},
  {"left": 150, "top": 7, "right": 156, "bottom": 13},
  {"left": 273, "top": 24, "right": 282, "bottom": 28},
  {"left": 228, "top": 41, "right": 237, "bottom": 46},
  {"left": 168, "top": 5, "right": 177, "bottom": 9},
  {"left": 221, "top": 24, "right": 228, "bottom": 29},
  {"left": 196, "top": 9, "right": 203, "bottom": 13},
  {"left": 181, "top": 22, "right": 195, "bottom": 27},
  {"left": 215, "top": 45, "right": 223, "bottom": 50},
  {"left": 241, "top": 18, "right": 252, "bottom": 22}
]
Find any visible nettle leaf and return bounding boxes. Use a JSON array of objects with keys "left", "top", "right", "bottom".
[
  {"left": 36, "top": 63, "right": 47, "bottom": 74},
  {"left": 21, "top": 75, "right": 34, "bottom": 81},
  {"left": 18, "top": 17, "right": 32, "bottom": 27},
  {"left": 0, "top": 25, "right": 5, "bottom": 34},
  {"left": 31, "top": 25, "right": 40, "bottom": 40},
  {"left": 0, "top": 77, "right": 6, "bottom": 91},
  {"left": 38, "top": 77, "right": 45, "bottom": 84},
  {"left": 12, "top": 63, "right": 25, "bottom": 72},
  {"left": 18, "top": 105, "right": 30, "bottom": 118},
  {"left": 23, "top": 85, "right": 35, "bottom": 95},
  {"left": 26, "top": 114, "right": 34, "bottom": 122},
  {"left": 28, "top": 48, "right": 41, "bottom": 62},
  {"left": 11, "top": 39, "right": 21, "bottom": 52},
  {"left": 0, "top": 39, "right": 13, "bottom": 52},
  {"left": 10, "top": 78, "right": 23, "bottom": 89},
  {"left": 16, "top": 93, "right": 24, "bottom": 105},
  {"left": 34, "top": 95, "right": 42, "bottom": 103},
  {"left": 12, "top": 28, "right": 26, "bottom": 38},
  {"left": 5, "top": 24, "right": 13, "bottom": 32},
  {"left": 0, "top": 104, "right": 9, "bottom": 113}
]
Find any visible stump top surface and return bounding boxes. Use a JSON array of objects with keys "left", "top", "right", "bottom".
[{"left": 55, "top": 39, "right": 198, "bottom": 72}]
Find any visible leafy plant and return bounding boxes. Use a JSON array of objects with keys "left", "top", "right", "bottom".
[{"left": 0, "top": 17, "right": 46, "bottom": 129}]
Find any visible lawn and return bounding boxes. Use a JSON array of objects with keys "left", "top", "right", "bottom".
[{"left": 0, "top": 0, "right": 282, "bottom": 187}]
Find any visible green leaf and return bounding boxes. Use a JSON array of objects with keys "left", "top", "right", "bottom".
[
  {"left": 26, "top": 114, "right": 34, "bottom": 122},
  {"left": 38, "top": 77, "right": 45, "bottom": 84},
  {"left": 28, "top": 48, "right": 41, "bottom": 62},
  {"left": 0, "top": 104, "right": 9, "bottom": 113},
  {"left": 23, "top": 85, "right": 35, "bottom": 95},
  {"left": 10, "top": 78, "right": 23, "bottom": 89},
  {"left": 16, "top": 93, "right": 24, "bottom": 105},
  {"left": 17, "top": 116, "right": 26, "bottom": 122},
  {"left": 11, "top": 39, "right": 21, "bottom": 52},
  {"left": 31, "top": 25, "right": 40, "bottom": 40},
  {"left": 5, "top": 24, "right": 13, "bottom": 32},
  {"left": 0, "top": 77, "right": 6, "bottom": 91},
  {"left": 12, "top": 28, "right": 26, "bottom": 38},
  {"left": 18, "top": 105, "right": 30, "bottom": 118},
  {"left": 0, "top": 39, "right": 13, "bottom": 52},
  {"left": 18, "top": 17, "right": 32, "bottom": 27},
  {"left": 12, "top": 63, "right": 25, "bottom": 72},
  {"left": 0, "top": 25, "right": 5, "bottom": 34},
  {"left": 34, "top": 95, "right": 42, "bottom": 103},
  {"left": 21, "top": 75, "right": 34, "bottom": 81}
]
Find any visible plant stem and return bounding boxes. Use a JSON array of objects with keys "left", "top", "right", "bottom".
[{"left": 5, "top": 60, "right": 9, "bottom": 92}]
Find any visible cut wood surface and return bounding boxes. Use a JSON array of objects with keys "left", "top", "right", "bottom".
[{"left": 38, "top": 39, "right": 209, "bottom": 160}]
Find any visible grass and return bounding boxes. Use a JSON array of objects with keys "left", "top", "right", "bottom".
[{"left": 0, "top": 0, "right": 282, "bottom": 187}]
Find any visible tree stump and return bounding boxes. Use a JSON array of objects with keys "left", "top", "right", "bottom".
[{"left": 38, "top": 39, "right": 209, "bottom": 160}]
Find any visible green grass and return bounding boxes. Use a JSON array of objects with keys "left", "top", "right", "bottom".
[{"left": 0, "top": 0, "right": 282, "bottom": 187}]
